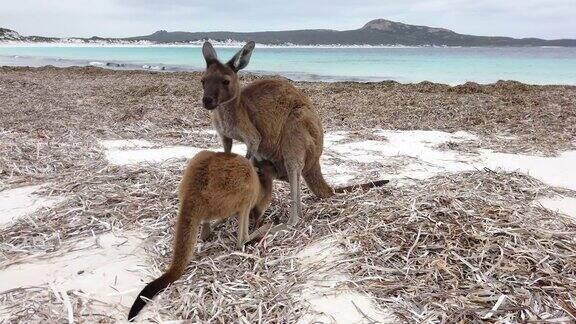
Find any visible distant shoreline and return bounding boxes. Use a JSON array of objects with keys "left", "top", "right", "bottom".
[
  {"left": 3, "top": 19, "right": 575, "bottom": 48},
  {"left": 0, "top": 41, "right": 571, "bottom": 49},
  {"left": 0, "top": 54, "right": 394, "bottom": 84},
  {"left": 0, "top": 41, "right": 466, "bottom": 49}
]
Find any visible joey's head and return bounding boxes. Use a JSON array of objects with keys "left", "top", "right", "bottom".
[
  {"left": 253, "top": 159, "right": 277, "bottom": 184},
  {"left": 200, "top": 41, "right": 255, "bottom": 110}
]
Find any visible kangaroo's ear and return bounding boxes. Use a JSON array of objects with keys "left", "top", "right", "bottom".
[
  {"left": 227, "top": 41, "right": 255, "bottom": 72},
  {"left": 202, "top": 42, "right": 218, "bottom": 66}
]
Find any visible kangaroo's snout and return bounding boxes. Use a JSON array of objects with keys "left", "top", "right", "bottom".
[{"left": 202, "top": 96, "right": 217, "bottom": 110}]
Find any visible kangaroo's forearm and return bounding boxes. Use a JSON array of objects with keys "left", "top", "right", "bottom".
[
  {"left": 221, "top": 136, "right": 233, "bottom": 153},
  {"left": 241, "top": 124, "right": 262, "bottom": 160}
]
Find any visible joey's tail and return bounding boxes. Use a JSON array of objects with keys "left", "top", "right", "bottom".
[
  {"left": 334, "top": 179, "right": 389, "bottom": 193},
  {"left": 128, "top": 203, "right": 201, "bottom": 321}
]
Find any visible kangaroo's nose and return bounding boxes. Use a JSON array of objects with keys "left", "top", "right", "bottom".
[{"left": 202, "top": 97, "right": 215, "bottom": 109}]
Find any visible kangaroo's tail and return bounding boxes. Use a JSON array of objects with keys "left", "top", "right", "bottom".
[
  {"left": 128, "top": 203, "right": 200, "bottom": 321},
  {"left": 334, "top": 179, "right": 389, "bottom": 193},
  {"left": 303, "top": 162, "right": 335, "bottom": 198}
]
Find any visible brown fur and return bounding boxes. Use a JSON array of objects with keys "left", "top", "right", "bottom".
[
  {"left": 200, "top": 42, "right": 387, "bottom": 224},
  {"left": 128, "top": 151, "right": 276, "bottom": 321}
]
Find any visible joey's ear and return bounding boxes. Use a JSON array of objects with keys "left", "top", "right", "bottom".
[
  {"left": 227, "top": 41, "right": 255, "bottom": 72},
  {"left": 202, "top": 42, "right": 218, "bottom": 65},
  {"left": 251, "top": 158, "right": 262, "bottom": 168},
  {"left": 251, "top": 158, "right": 265, "bottom": 174}
]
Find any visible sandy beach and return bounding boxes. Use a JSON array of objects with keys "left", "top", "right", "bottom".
[{"left": 1, "top": 66, "right": 576, "bottom": 322}]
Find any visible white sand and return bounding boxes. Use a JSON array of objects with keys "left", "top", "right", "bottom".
[
  {"left": 536, "top": 196, "right": 576, "bottom": 220},
  {"left": 322, "top": 129, "right": 481, "bottom": 184},
  {"left": 100, "top": 139, "right": 156, "bottom": 150},
  {"left": 0, "top": 184, "right": 64, "bottom": 227},
  {"left": 296, "top": 238, "right": 395, "bottom": 324},
  {"left": 100, "top": 130, "right": 482, "bottom": 185},
  {"left": 188, "top": 128, "right": 219, "bottom": 136},
  {"left": 320, "top": 129, "right": 576, "bottom": 192},
  {"left": 100, "top": 138, "right": 247, "bottom": 165},
  {"left": 104, "top": 146, "right": 205, "bottom": 165},
  {"left": 480, "top": 151, "right": 576, "bottom": 191},
  {"left": 0, "top": 231, "right": 147, "bottom": 319},
  {"left": 327, "top": 130, "right": 476, "bottom": 165}
]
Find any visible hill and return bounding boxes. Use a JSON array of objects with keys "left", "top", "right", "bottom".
[
  {"left": 0, "top": 28, "right": 22, "bottom": 40},
  {"left": 2, "top": 19, "right": 575, "bottom": 46},
  {"left": 124, "top": 19, "right": 576, "bottom": 46}
]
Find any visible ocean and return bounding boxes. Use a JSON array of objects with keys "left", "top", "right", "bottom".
[{"left": 1, "top": 44, "right": 575, "bottom": 85}]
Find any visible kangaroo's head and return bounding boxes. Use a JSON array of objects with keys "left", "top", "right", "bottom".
[{"left": 200, "top": 41, "right": 255, "bottom": 110}]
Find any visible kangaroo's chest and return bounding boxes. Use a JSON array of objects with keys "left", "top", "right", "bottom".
[{"left": 211, "top": 110, "right": 243, "bottom": 142}]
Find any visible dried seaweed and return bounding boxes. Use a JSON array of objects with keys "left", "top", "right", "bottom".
[{"left": 1, "top": 67, "right": 576, "bottom": 323}]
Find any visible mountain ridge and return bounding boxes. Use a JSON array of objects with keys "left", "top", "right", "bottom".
[{"left": 2, "top": 19, "right": 575, "bottom": 47}]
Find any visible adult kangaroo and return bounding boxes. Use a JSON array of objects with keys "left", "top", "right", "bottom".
[{"left": 200, "top": 41, "right": 388, "bottom": 225}]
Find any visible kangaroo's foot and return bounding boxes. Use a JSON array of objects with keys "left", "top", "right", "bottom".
[
  {"left": 200, "top": 219, "right": 227, "bottom": 241},
  {"left": 245, "top": 223, "right": 273, "bottom": 245}
]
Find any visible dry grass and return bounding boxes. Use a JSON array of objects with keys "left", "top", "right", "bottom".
[
  {"left": 1, "top": 67, "right": 576, "bottom": 154},
  {"left": 1, "top": 67, "right": 576, "bottom": 323},
  {"left": 308, "top": 80, "right": 576, "bottom": 155},
  {"left": 337, "top": 171, "right": 576, "bottom": 322},
  {"left": 4, "top": 166, "right": 575, "bottom": 322}
]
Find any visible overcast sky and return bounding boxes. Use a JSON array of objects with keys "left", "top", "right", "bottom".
[{"left": 2, "top": 0, "right": 575, "bottom": 39}]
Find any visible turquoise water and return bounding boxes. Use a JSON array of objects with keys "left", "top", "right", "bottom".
[{"left": 1, "top": 45, "right": 575, "bottom": 85}]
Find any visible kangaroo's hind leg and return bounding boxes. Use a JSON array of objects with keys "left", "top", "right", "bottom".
[
  {"left": 282, "top": 131, "right": 307, "bottom": 226},
  {"left": 236, "top": 208, "right": 250, "bottom": 249},
  {"left": 285, "top": 158, "right": 304, "bottom": 225},
  {"left": 200, "top": 219, "right": 227, "bottom": 241}
]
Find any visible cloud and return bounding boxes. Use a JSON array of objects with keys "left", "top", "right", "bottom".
[{"left": 0, "top": 0, "right": 574, "bottom": 39}]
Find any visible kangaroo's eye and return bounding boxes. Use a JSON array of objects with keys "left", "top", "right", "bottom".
[{"left": 222, "top": 79, "right": 230, "bottom": 85}]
